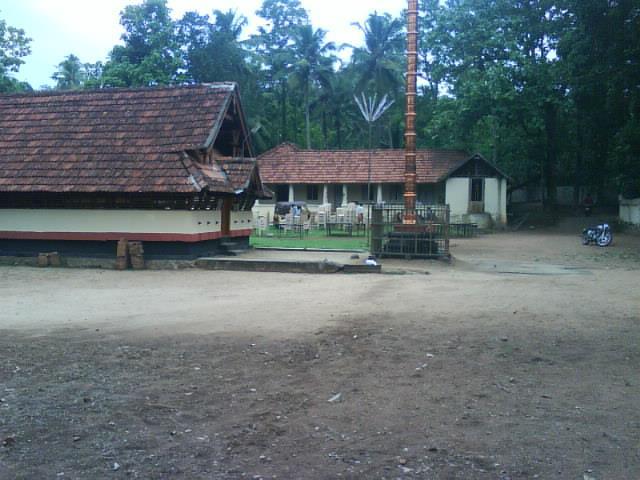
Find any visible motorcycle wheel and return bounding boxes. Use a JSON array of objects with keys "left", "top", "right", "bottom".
[
  {"left": 597, "top": 232, "right": 612, "bottom": 247},
  {"left": 581, "top": 233, "right": 590, "bottom": 245}
]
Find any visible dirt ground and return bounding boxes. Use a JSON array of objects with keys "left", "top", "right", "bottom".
[{"left": 1, "top": 217, "right": 639, "bottom": 479}]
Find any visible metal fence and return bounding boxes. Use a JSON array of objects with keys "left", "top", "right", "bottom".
[{"left": 368, "top": 204, "right": 450, "bottom": 259}]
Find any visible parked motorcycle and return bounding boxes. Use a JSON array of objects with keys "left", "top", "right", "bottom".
[{"left": 582, "top": 223, "right": 612, "bottom": 247}]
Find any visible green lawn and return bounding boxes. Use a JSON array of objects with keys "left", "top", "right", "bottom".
[{"left": 250, "top": 227, "right": 369, "bottom": 250}]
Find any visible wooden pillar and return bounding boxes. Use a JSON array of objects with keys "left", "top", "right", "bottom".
[
  {"left": 322, "top": 184, "right": 329, "bottom": 205},
  {"left": 342, "top": 184, "right": 348, "bottom": 206},
  {"left": 232, "top": 130, "right": 241, "bottom": 157},
  {"left": 288, "top": 184, "right": 295, "bottom": 202},
  {"left": 377, "top": 184, "right": 383, "bottom": 204}
]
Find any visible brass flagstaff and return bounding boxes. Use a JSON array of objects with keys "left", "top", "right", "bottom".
[{"left": 403, "top": 0, "right": 419, "bottom": 224}]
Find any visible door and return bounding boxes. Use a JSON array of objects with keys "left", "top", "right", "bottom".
[
  {"left": 469, "top": 178, "right": 485, "bottom": 213},
  {"left": 221, "top": 198, "right": 232, "bottom": 236}
]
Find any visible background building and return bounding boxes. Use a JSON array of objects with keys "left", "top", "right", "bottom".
[{"left": 256, "top": 143, "right": 508, "bottom": 227}]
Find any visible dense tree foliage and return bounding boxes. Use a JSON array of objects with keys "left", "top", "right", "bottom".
[
  {"left": 3, "top": 0, "right": 637, "bottom": 201},
  {"left": 92, "top": 0, "right": 183, "bottom": 87},
  {"left": 417, "top": 0, "right": 640, "bottom": 201},
  {"left": 0, "top": 12, "right": 31, "bottom": 93}
]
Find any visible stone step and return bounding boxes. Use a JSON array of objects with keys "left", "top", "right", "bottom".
[{"left": 195, "top": 258, "right": 381, "bottom": 274}]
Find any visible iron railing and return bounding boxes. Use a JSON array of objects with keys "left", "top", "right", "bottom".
[{"left": 368, "top": 204, "right": 450, "bottom": 259}]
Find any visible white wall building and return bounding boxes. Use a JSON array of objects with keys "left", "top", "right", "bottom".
[{"left": 256, "top": 143, "right": 509, "bottom": 228}]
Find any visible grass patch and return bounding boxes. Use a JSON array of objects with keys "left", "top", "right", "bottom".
[{"left": 250, "top": 227, "right": 368, "bottom": 250}]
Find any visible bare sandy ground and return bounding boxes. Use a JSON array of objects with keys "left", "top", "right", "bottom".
[
  {"left": 1, "top": 221, "right": 639, "bottom": 479},
  {"left": 1, "top": 219, "right": 637, "bottom": 337}
]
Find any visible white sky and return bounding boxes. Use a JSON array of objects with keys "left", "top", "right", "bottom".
[{"left": 1, "top": 0, "right": 405, "bottom": 88}]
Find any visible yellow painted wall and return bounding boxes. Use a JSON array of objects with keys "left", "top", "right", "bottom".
[{"left": 1, "top": 209, "right": 222, "bottom": 234}]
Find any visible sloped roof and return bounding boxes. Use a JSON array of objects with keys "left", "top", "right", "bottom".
[
  {"left": 257, "top": 143, "right": 475, "bottom": 184},
  {"left": 0, "top": 83, "right": 245, "bottom": 194},
  {"left": 221, "top": 157, "right": 271, "bottom": 199},
  {"left": 221, "top": 158, "right": 258, "bottom": 190}
]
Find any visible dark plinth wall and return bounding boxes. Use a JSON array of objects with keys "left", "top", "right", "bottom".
[{"left": 0, "top": 237, "right": 249, "bottom": 260}]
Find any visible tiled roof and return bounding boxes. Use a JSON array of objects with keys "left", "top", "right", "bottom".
[
  {"left": 257, "top": 143, "right": 472, "bottom": 184},
  {"left": 0, "top": 84, "right": 240, "bottom": 194},
  {"left": 221, "top": 157, "right": 272, "bottom": 199},
  {"left": 221, "top": 158, "right": 257, "bottom": 190}
]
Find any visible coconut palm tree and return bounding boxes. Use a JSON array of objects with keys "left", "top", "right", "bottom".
[
  {"left": 51, "top": 54, "right": 85, "bottom": 90},
  {"left": 291, "top": 24, "right": 336, "bottom": 149},
  {"left": 213, "top": 9, "right": 247, "bottom": 39},
  {"left": 350, "top": 12, "right": 404, "bottom": 96}
]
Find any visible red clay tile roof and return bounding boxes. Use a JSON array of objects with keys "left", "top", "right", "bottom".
[
  {"left": 221, "top": 157, "right": 272, "bottom": 199},
  {"left": 257, "top": 143, "right": 473, "bottom": 184},
  {"left": 0, "top": 84, "right": 243, "bottom": 194},
  {"left": 220, "top": 158, "right": 257, "bottom": 190}
]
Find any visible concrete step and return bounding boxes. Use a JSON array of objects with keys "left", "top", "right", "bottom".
[
  {"left": 195, "top": 258, "right": 381, "bottom": 274},
  {"left": 219, "top": 249, "right": 246, "bottom": 257}
]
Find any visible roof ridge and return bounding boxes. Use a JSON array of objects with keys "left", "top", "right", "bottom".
[
  {"left": 0, "top": 83, "right": 236, "bottom": 99},
  {"left": 261, "top": 147, "right": 471, "bottom": 156}
]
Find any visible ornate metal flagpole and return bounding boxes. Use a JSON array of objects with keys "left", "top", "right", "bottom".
[{"left": 403, "top": 0, "right": 419, "bottom": 225}]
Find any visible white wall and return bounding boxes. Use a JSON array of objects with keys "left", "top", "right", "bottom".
[
  {"left": 445, "top": 177, "right": 507, "bottom": 227},
  {"left": 0, "top": 209, "right": 222, "bottom": 235},
  {"left": 484, "top": 177, "right": 508, "bottom": 226},
  {"left": 484, "top": 177, "right": 499, "bottom": 221},
  {"left": 619, "top": 198, "right": 640, "bottom": 225},
  {"left": 483, "top": 178, "right": 508, "bottom": 227},
  {"left": 252, "top": 202, "right": 274, "bottom": 222},
  {"left": 500, "top": 178, "right": 508, "bottom": 225},
  {"left": 446, "top": 178, "right": 469, "bottom": 221},
  {"left": 230, "top": 210, "right": 254, "bottom": 231}
]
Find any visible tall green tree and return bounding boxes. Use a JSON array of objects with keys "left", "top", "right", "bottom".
[
  {"left": 559, "top": 0, "right": 640, "bottom": 198},
  {"left": 0, "top": 13, "right": 31, "bottom": 93},
  {"left": 179, "top": 9, "right": 249, "bottom": 85},
  {"left": 291, "top": 25, "right": 336, "bottom": 148},
  {"left": 350, "top": 12, "right": 404, "bottom": 96},
  {"left": 251, "top": 0, "right": 309, "bottom": 142},
  {"left": 51, "top": 54, "right": 86, "bottom": 90},
  {"left": 423, "top": 0, "right": 567, "bottom": 207},
  {"left": 349, "top": 12, "right": 405, "bottom": 148},
  {"left": 313, "top": 70, "right": 360, "bottom": 148},
  {"left": 96, "top": 0, "right": 182, "bottom": 87}
]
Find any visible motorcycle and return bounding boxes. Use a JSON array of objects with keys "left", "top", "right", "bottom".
[{"left": 582, "top": 223, "right": 612, "bottom": 247}]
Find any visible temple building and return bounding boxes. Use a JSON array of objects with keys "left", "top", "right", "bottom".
[{"left": 0, "top": 83, "right": 269, "bottom": 259}]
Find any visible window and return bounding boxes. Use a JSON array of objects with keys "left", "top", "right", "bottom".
[
  {"left": 307, "top": 184, "right": 319, "bottom": 201},
  {"left": 471, "top": 178, "right": 484, "bottom": 202},
  {"left": 361, "top": 184, "right": 375, "bottom": 202},
  {"left": 391, "top": 184, "right": 403, "bottom": 202},
  {"left": 276, "top": 185, "right": 289, "bottom": 202}
]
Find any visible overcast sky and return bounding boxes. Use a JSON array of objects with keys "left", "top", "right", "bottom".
[{"left": 2, "top": 0, "right": 405, "bottom": 88}]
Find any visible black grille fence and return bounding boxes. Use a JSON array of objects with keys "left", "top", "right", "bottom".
[{"left": 369, "top": 204, "right": 450, "bottom": 259}]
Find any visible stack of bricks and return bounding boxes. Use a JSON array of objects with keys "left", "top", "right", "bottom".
[
  {"left": 128, "top": 241, "right": 145, "bottom": 270},
  {"left": 115, "top": 239, "right": 129, "bottom": 270},
  {"left": 37, "top": 252, "right": 61, "bottom": 267}
]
